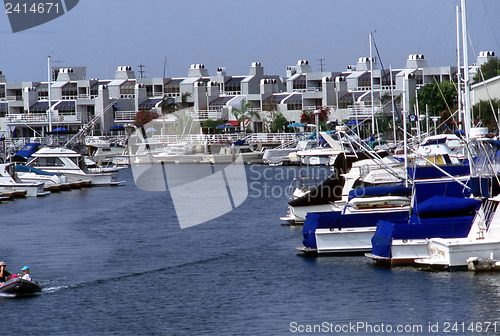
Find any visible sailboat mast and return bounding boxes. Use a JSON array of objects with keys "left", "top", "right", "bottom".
[
  {"left": 369, "top": 32, "right": 376, "bottom": 136},
  {"left": 47, "top": 55, "right": 53, "bottom": 132},
  {"left": 461, "top": 0, "right": 471, "bottom": 140},
  {"left": 456, "top": 5, "right": 463, "bottom": 130}
]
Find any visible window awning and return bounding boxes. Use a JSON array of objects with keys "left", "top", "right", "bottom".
[
  {"left": 29, "top": 101, "right": 57, "bottom": 112},
  {"left": 209, "top": 96, "right": 235, "bottom": 107},
  {"left": 55, "top": 101, "right": 75, "bottom": 110},
  {"left": 139, "top": 98, "right": 163, "bottom": 109}
]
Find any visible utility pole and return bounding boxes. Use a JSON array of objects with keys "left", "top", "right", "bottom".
[
  {"left": 318, "top": 58, "right": 326, "bottom": 72},
  {"left": 138, "top": 64, "right": 146, "bottom": 79},
  {"left": 163, "top": 57, "right": 168, "bottom": 78}
]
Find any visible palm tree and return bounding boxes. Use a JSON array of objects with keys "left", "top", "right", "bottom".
[{"left": 231, "top": 98, "right": 260, "bottom": 133}]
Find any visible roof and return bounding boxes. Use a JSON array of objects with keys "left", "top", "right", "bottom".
[
  {"left": 120, "top": 81, "right": 136, "bottom": 88},
  {"left": 346, "top": 71, "right": 367, "bottom": 80},
  {"left": 139, "top": 98, "right": 163, "bottom": 109},
  {"left": 283, "top": 93, "right": 302, "bottom": 104},
  {"left": 471, "top": 73, "right": 500, "bottom": 89},
  {"left": 51, "top": 81, "right": 69, "bottom": 88},
  {"left": 29, "top": 101, "right": 58, "bottom": 112},
  {"left": 359, "top": 90, "right": 381, "bottom": 102},
  {"left": 241, "top": 75, "right": 254, "bottom": 83},
  {"left": 339, "top": 91, "right": 365, "bottom": 104},
  {"left": 181, "top": 77, "right": 201, "bottom": 85},
  {"left": 91, "top": 81, "right": 110, "bottom": 89},
  {"left": 107, "top": 79, "right": 127, "bottom": 86},
  {"left": 273, "top": 93, "right": 291, "bottom": 104},
  {"left": 209, "top": 96, "right": 235, "bottom": 107},
  {"left": 54, "top": 101, "right": 75, "bottom": 110},
  {"left": 287, "top": 73, "right": 303, "bottom": 82},
  {"left": 36, "top": 83, "right": 48, "bottom": 92},
  {"left": 225, "top": 77, "right": 245, "bottom": 85},
  {"left": 165, "top": 78, "right": 184, "bottom": 86}
]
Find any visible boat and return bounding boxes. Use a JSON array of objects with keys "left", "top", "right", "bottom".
[
  {"left": 199, "top": 143, "right": 263, "bottom": 164},
  {"left": 262, "top": 139, "right": 315, "bottom": 166},
  {"left": 366, "top": 196, "right": 480, "bottom": 265},
  {"left": 28, "top": 147, "right": 123, "bottom": 186},
  {"left": 15, "top": 164, "right": 72, "bottom": 191},
  {"left": 0, "top": 163, "right": 49, "bottom": 197},
  {"left": 0, "top": 277, "right": 42, "bottom": 296},
  {"left": 414, "top": 195, "right": 500, "bottom": 269}
]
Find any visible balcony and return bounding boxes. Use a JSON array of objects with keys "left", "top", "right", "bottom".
[
  {"left": 115, "top": 111, "right": 137, "bottom": 122},
  {"left": 185, "top": 110, "right": 223, "bottom": 121},
  {"left": 7, "top": 113, "right": 82, "bottom": 125}
]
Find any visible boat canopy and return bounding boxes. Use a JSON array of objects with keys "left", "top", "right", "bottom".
[
  {"left": 413, "top": 195, "right": 481, "bottom": 219},
  {"left": 15, "top": 164, "right": 62, "bottom": 176},
  {"left": 348, "top": 185, "right": 411, "bottom": 201},
  {"left": 371, "top": 215, "right": 474, "bottom": 258},
  {"left": 12, "top": 143, "right": 41, "bottom": 161}
]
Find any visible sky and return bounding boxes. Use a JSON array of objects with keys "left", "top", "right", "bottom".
[{"left": 1, "top": 0, "right": 500, "bottom": 82}]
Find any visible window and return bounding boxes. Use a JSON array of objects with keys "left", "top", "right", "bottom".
[
  {"left": 120, "top": 81, "right": 135, "bottom": 95},
  {"left": 35, "top": 157, "right": 65, "bottom": 167},
  {"left": 62, "top": 83, "right": 77, "bottom": 97}
]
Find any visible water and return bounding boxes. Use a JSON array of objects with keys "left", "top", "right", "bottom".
[{"left": 1, "top": 166, "right": 500, "bottom": 335}]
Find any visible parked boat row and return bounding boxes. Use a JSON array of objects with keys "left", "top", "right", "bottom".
[
  {"left": 289, "top": 134, "right": 500, "bottom": 271},
  {"left": 0, "top": 144, "right": 124, "bottom": 201}
]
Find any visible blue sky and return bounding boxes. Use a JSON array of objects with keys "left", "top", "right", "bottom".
[{"left": 1, "top": 0, "right": 500, "bottom": 82}]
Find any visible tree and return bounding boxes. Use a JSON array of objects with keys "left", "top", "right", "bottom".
[
  {"left": 231, "top": 98, "right": 260, "bottom": 132},
  {"left": 160, "top": 96, "right": 176, "bottom": 114},
  {"left": 202, "top": 119, "right": 224, "bottom": 134},
  {"left": 270, "top": 112, "right": 287, "bottom": 133},
  {"left": 472, "top": 99, "right": 500, "bottom": 131},
  {"left": 473, "top": 57, "right": 500, "bottom": 84},
  {"left": 411, "top": 81, "right": 457, "bottom": 117},
  {"left": 134, "top": 110, "right": 159, "bottom": 126},
  {"left": 300, "top": 106, "right": 330, "bottom": 124}
]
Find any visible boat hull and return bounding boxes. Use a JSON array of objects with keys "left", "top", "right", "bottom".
[{"left": 0, "top": 277, "right": 42, "bottom": 296}]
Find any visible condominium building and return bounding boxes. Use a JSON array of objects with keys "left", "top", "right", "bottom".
[{"left": 0, "top": 52, "right": 490, "bottom": 138}]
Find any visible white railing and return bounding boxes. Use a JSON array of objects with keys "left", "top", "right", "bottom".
[
  {"left": 115, "top": 111, "right": 137, "bottom": 121},
  {"left": 221, "top": 91, "right": 241, "bottom": 96},
  {"left": 7, "top": 113, "right": 82, "bottom": 123},
  {"left": 347, "top": 105, "right": 384, "bottom": 119},
  {"left": 141, "top": 133, "right": 303, "bottom": 145},
  {"left": 185, "top": 110, "right": 222, "bottom": 121},
  {"left": 245, "top": 133, "right": 300, "bottom": 144}
]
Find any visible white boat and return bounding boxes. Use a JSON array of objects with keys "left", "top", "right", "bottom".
[
  {"left": 28, "top": 147, "right": 123, "bottom": 186},
  {"left": 415, "top": 196, "right": 500, "bottom": 269},
  {"left": 0, "top": 163, "right": 49, "bottom": 197},
  {"left": 153, "top": 141, "right": 205, "bottom": 164},
  {"left": 199, "top": 145, "right": 262, "bottom": 164},
  {"left": 15, "top": 164, "right": 71, "bottom": 192}
]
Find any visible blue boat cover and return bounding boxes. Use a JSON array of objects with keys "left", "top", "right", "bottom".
[
  {"left": 407, "top": 165, "right": 470, "bottom": 180},
  {"left": 15, "top": 164, "right": 61, "bottom": 176},
  {"left": 348, "top": 186, "right": 411, "bottom": 201},
  {"left": 13, "top": 143, "right": 41, "bottom": 159},
  {"left": 413, "top": 195, "right": 481, "bottom": 219},
  {"left": 302, "top": 209, "right": 409, "bottom": 249},
  {"left": 371, "top": 215, "right": 474, "bottom": 258}
]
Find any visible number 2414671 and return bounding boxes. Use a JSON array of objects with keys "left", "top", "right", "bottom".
[{"left": 5, "top": 2, "right": 60, "bottom": 14}]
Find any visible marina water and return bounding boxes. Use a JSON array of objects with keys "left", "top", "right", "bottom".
[{"left": 1, "top": 166, "right": 499, "bottom": 335}]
